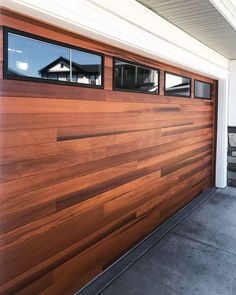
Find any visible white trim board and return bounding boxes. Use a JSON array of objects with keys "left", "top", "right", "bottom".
[{"left": 228, "top": 61, "right": 236, "bottom": 126}]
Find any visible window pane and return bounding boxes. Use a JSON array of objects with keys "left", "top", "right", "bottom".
[
  {"left": 195, "top": 80, "right": 211, "bottom": 99},
  {"left": 114, "top": 60, "right": 159, "bottom": 93},
  {"left": 8, "top": 33, "right": 70, "bottom": 80},
  {"left": 71, "top": 49, "right": 102, "bottom": 85},
  {"left": 7, "top": 32, "right": 103, "bottom": 86},
  {"left": 165, "top": 73, "right": 191, "bottom": 97}
]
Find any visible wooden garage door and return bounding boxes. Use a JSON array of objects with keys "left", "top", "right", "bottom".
[{"left": 0, "top": 9, "right": 217, "bottom": 295}]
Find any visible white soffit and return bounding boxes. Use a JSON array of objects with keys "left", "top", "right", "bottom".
[
  {"left": 0, "top": 0, "right": 229, "bottom": 78},
  {"left": 138, "top": 0, "right": 236, "bottom": 59}
]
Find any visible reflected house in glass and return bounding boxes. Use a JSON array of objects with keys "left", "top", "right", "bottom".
[
  {"left": 39, "top": 56, "right": 101, "bottom": 85},
  {"left": 114, "top": 59, "right": 159, "bottom": 93}
]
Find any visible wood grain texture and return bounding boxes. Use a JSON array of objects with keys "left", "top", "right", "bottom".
[{"left": 0, "top": 8, "right": 217, "bottom": 295}]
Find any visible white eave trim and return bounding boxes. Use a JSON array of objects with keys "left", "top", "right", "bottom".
[
  {"left": 1, "top": 0, "right": 229, "bottom": 79},
  {"left": 209, "top": 0, "right": 236, "bottom": 32}
]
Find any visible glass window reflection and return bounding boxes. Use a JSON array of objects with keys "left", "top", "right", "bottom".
[
  {"left": 114, "top": 59, "right": 159, "bottom": 93},
  {"left": 165, "top": 72, "right": 191, "bottom": 97},
  {"left": 195, "top": 80, "right": 211, "bottom": 99},
  {"left": 7, "top": 31, "right": 103, "bottom": 86}
]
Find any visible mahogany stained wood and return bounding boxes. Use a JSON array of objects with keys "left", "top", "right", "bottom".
[{"left": 0, "top": 8, "right": 217, "bottom": 295}]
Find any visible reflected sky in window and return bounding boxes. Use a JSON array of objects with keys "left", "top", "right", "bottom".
[{"left": 8, "top": 33, "right": 102, "bottom": 78}]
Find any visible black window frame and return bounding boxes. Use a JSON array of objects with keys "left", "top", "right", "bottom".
[
  {"left": 164, "top": 71, "right": 192, "bottom": 98},
  {"left": 3, "top": 26, "right": 104, "bottom": 89},
  {"left": 113, "top": 57, "right": 160, "bottom": 95},
  {"left": 194, "top": 79, "right": 212, "bottom": 100}
]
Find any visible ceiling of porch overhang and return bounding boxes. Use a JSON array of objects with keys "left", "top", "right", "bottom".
[{"left": 137, "top": 0, "right": 236, "bottom": 59}]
